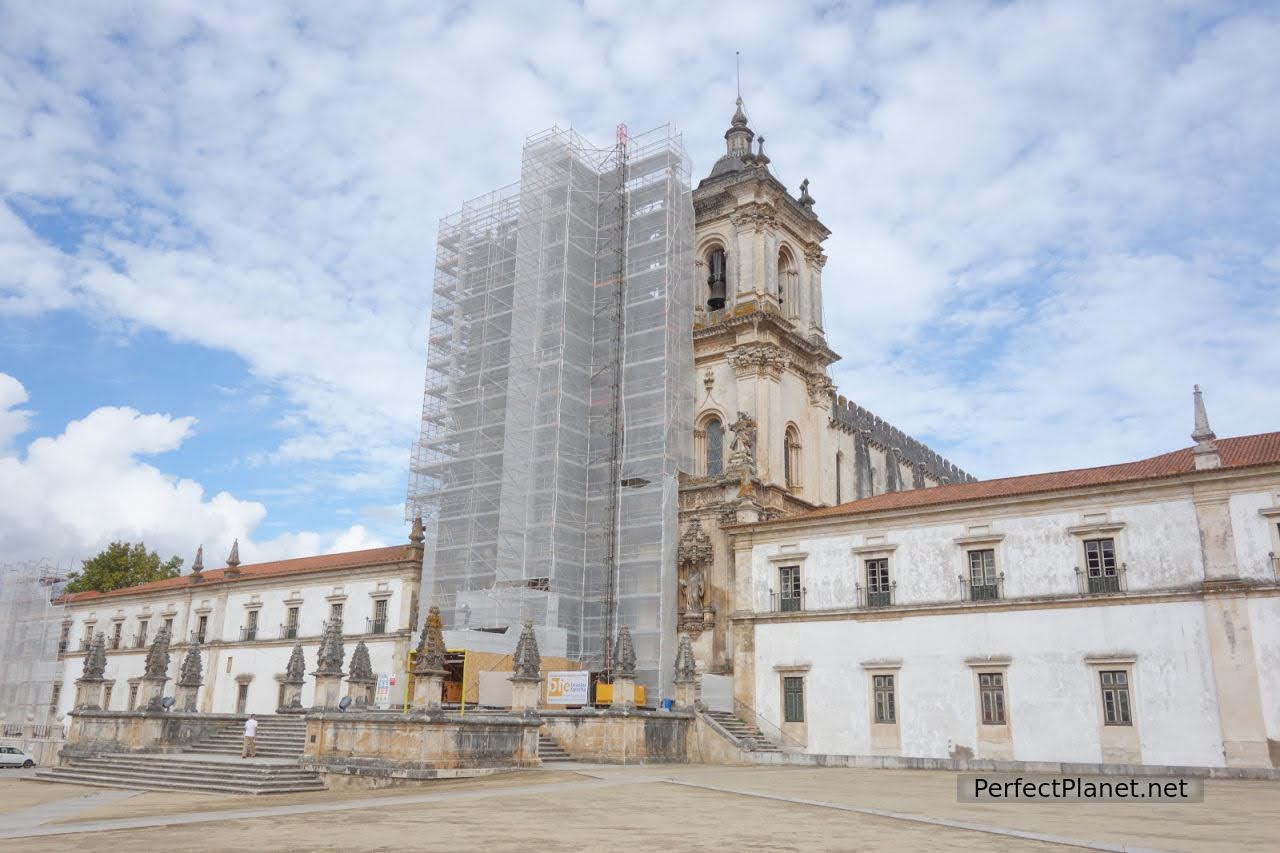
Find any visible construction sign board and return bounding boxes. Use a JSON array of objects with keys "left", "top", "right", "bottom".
[{"left": 545, "top": 670, "right": 589, "bottom": 705}]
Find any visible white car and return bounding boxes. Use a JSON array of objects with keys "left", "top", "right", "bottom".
[{"left": 0, "top": 746, "right": 35, "bottom": 768}]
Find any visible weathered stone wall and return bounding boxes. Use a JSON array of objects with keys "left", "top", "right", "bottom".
[
  {"left": 62, "top": 710, "right": 237, "bottom": 758},
  {"left": 540, "top": 709, "right": 694, "bottom": 764},
  {"left": 301, "top": 711, "right": 540, "bottom": 779}
]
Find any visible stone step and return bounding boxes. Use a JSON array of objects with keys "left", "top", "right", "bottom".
[
  {"left": 67, "top": 757, "right": 318, "bottom": 780},
  {"left": 189, "top": 747, "right": 304, "bottom": 756},
  {"left": 538, "top": 735, "right": 574, "bottom": 762},
  {"left": 34, "top": 767, "right": 325, "bottom": 795}
]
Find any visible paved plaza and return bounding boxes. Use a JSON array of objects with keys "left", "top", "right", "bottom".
[{"left": 2, "top": 764, "right": 1277, "bottom": 852}]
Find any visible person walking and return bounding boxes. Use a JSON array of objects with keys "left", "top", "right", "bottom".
[{"left": 242, "top": 713, "right": 258, "bottom": 758}]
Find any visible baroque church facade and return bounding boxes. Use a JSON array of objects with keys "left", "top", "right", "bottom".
[{"left": 677, "top": 99, "right": 971, "bottom": 674}]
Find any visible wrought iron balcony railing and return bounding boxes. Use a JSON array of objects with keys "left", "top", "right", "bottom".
[
  {"left": 768, "top": 587, "right": 806, "bottom": 613},
  {"left": 960, "top": 574, "right": 1004, "bottom": 602},
  {"left": 1075, "top": 562, "right": 1127, "bottom": 595},
  {"left": 856, "top": 582, "right": 896, "bottom": 609}
]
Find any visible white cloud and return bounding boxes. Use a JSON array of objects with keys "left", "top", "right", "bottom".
[
  {"left": 0, "top": 372, "right": 32, "bottom": 450},
  {"left": 0, "top": 0, "right": 1276, "bottom": 515},
  {"left": 0, "top": 374, "right": 384, "bottom": 567}
]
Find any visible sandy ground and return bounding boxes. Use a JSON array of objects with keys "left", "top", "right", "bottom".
[{"left": 3, "top": 763, "right": 1276, "bottom": 852}]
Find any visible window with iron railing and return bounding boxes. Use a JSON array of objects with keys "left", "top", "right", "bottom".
[
  {"left": 774, "top": 565, "right": 804, "bottom": 612},
  {"left": 966, "top": 550, "right": 1001, "bottom": 600},
  {"left": 240, "top": 610, "right": 259, "bottom": 642},
  {"left": 863, "top": 558, "right": 893, "bottom": 608},
  {"left": 135, "top": 621, "right": 149, "bottom": 648},
  {"left": 195, "top": 615, "right": 208, "bottom": 644},
  {"left": 369, "top": 599, "right": 388, "bottom": 634},
  {"left": 1081, "top": 538, "right": 1123, "bottom": 594},
  {"left": 283, "top": 606, "right": 300, "bottom": 639}
]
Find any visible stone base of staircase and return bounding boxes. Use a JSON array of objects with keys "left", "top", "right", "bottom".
[
  {"left": 702, "top": 711, "right": 783, "bottom": 753},
  {"left": 34, "top": 753, "right": 326, "bottom": 794},
  {"left": 33, "top": 715, "right": 323, "bottom": 795}
]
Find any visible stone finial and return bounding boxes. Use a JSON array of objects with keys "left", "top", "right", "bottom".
[
  {"left": 755, "top": 136, "right": 770, "bottom": 166},
  {"left": 347, "top": 640, "right": 375, "bottom": 685},
  {"left": 191, "top": 545, "right": 204, "bottom": 574},
  {"left": 614, "top": 625, "right": 637, "bottom": 678},
  {"left": 798, "top": 178, "right": 815, "bottom": 211},
  {"left": 177, "top": 643, "right": 203, "bottom": 688},
  {"left": 511, "top": 621, "right": 541, "bottom": 681},
  {"left": 143, "top": 626, "right": 172, "bottom": 680},
  {"left": 1191, "top": 385, "right": 1222, "bottom": 470},
  {"left": 225, "top": 539, "right": 241, "bottom": 576},
  {"left": 313, "top": 618, "right": 345, "bottom": 677},
  {"left": 673, "top": 633, "right": 697, "bottom": 684},
  {"left": 412, "top": 606, "right": 447, "bottom": 675},
  {"left": 283, "top": 643, "right": 306, "bottom": 684},
  {"left": 81, "top": 632, "right": 107, "bottom": 681}
]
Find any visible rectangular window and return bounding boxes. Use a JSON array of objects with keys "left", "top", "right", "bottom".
[
  {"left": 873, "top": 674, "right": 896, "bottom": 724},
  {"left": 196, "top": 615, "right": 208, "bottom": 644},
  {"left": 59, "top": 624, "right": 70, "bottom": 652},
  {"left": 778, "top": 566, "right": 802, "bottom": 612},
  {"left": 286, "top": 607, "right": 299, "bottom": 639},
  {"left": 1085, "top": 538, "right": 1120, "bottom": 593},
  {"left": 372, "top": 599, "right": 388, "bottom": 633},
  {"left": 782, "top": 676, "right": 805, "bottom": 723},
  {"left": 968, "top": 550, "right": 999, "bottom": 600},
  {"left": 111, "top": 623, "right": 122, "bottom": 650},
  {"left": 50, "top": 682, "right": 61, "bottom": 713},
  {"left": 102, "top": 683, "right": 114, "bottom": 710},
  {"left": 163, "top": 617, "right": 173, "bottom": 635},
  {"left": 1100, "top": 670, "right": 1132, "bottom": 725},
  {"left": 236, "top": 683, "right": 249, "bottom": 715},
  {"left": 330, "top": 602, "right": 344, "bottom": 623},
  {"left": 979, "top": 672, "right": 1006, "bottom": 724},
  {"left": 865, "top": 558, "right": 891, "bottom": 607},
  {"left": 127, "top": 683, "right": 139, "bottom": 711},
  {"left": 243, "top": 610, "right": 259, "bottom": 641},
  {"left": 137, "top": 620, "right": 149, "bottom": 648}
]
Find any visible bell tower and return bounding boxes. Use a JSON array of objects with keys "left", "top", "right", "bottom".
[{"left": 677, "top": 96, "right": 839, "bottom": 673}]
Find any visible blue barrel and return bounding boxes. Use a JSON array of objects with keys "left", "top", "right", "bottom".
[{"left": 661, "top": 698, "right": 674, "bottom": 711}]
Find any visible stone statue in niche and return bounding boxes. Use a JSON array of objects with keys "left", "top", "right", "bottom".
[
  {"left": 728, "top": 411, "right": 757, "bottom": 473},
  {"left": 681, "top": 568, "right": 705, "bottom": 613}
]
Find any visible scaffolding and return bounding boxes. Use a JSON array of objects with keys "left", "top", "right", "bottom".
[
  {"left": 0, "top": 562, "right": 66, "bottom": 725},
  {"left": 409, "top": 124, "right": 694, "bottom": 695}
]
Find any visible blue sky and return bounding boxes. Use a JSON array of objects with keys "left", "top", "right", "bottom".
[{"left": 2, "top": 0, "right": 1278, "bottom": 570}]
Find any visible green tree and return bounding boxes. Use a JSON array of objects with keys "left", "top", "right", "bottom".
[{"left": 65, "top": 541, "right": 184, "bottom": 594}]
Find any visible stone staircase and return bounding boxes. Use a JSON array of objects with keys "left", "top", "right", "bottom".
[
  {"left": 185, "top": 716, "right": 308, "bottom": 759},
  {"left": 538, "top": 732, "right": 575, "bottom": 764},
  {"left": 34, "top": 716, "right": 324, "bottom": 794},
  {"left": 703, "top": 710, "right": 783, "bottom": 753}
]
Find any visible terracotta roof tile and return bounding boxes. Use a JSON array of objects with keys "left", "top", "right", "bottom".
[
  {"left": 769, "top": 432, "right": 1280, "bottom": 525},
  {"left": 64, "top": 545, "right": 413, "bottom": 604}
]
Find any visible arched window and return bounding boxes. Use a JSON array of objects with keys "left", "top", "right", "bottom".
[
  {"left": 706, "top": 247, "right": 727, "bottom": 310},
  {"left": 777, "top": 247, "right": 799, "bottom": 319},
  {"left": 705, "top": 418, "right": 724, "bottom": 476},
  {"left": 835, "top": 450, "right": 844, "bottom": 503},
  {"left": 784, "top": 425, "right": 802, "bottom": 490}
]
